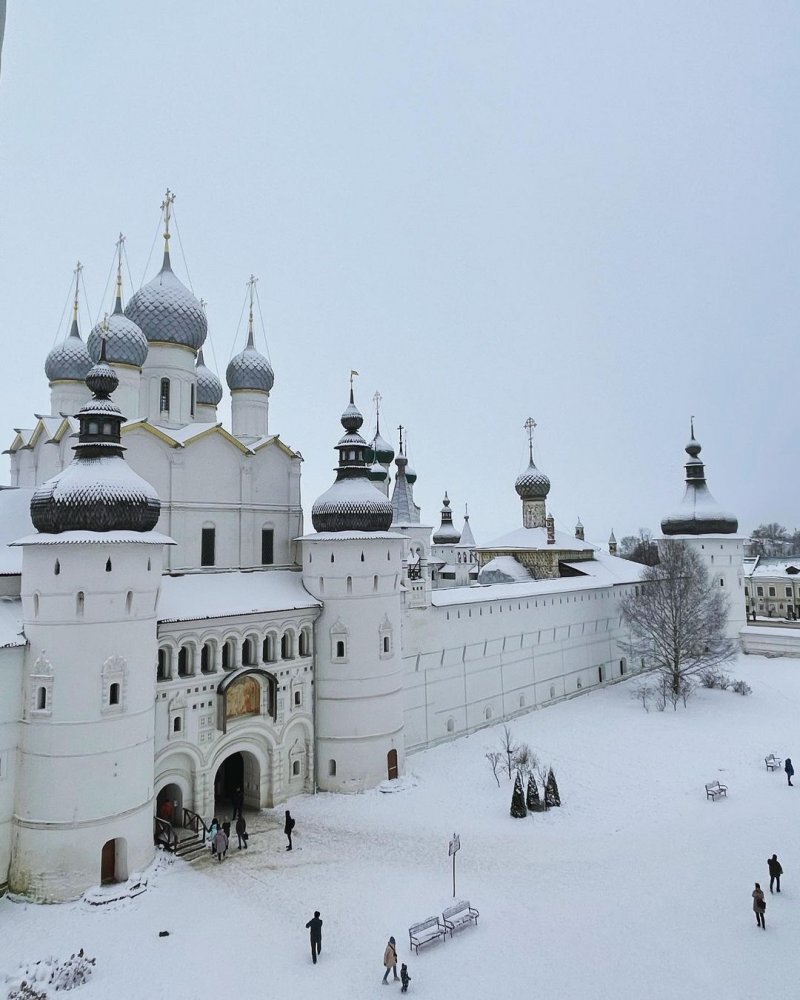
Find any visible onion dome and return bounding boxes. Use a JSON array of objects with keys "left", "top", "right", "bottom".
[
  {"left": 515, "top": 458, "right": 551, "bottom": 500},
  {"left": 125, "top": 255, "right": 207, "bottom": 350},
  {"left": 368, "top": 458, "right": 388, "bottom": 483},
  {"left": 433, "top": 492, "right": 462, "bottom": 544},
  {"left": 87, "top": 265, "right": 148, "bottom": 368},
  {"left": 661, "top": 424, "right": 738, "bottom": 536},
  {"left": 45, "top": 313, "right": 92, "bottom": 383},
  {"left": 31, "top": 341, "right": 160, "bottom": 533},
  {"left": 405, "top": 463, "right": 417, "bottom": 485},
  {"left": 370, "top": 427, "right": 395, "bottom": 465},
  {"left": 311, "top": 388, "right": 393, "bottom": 532},
  {"left": 195, "top": 349, "right": 223, "bottom": 405},
  {"left": 225, "top": 284, "right": 274, "bottom": 392}
]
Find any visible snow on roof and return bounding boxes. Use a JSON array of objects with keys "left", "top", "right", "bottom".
[
  {"left": 12, "top": 530, "right": 174, "bottom": 546},
  {"left": 0, "top": 488, "right": 35, "bottom": 574},
  {"left": 0, "top": 596, "right": 24, "bottom": 647},
  {"left": 157, "top": 569, "right": 321, "bottom": 623},
  {"left": 746, "top": 557, "right": 800, "bottom": 578},
  {"left": 477, "top": 555, "right": 532, "bottom": 584},
  {"left": 480, "top": 525, "right": 596, "bottom": 552},
  {"left": 298, "top": 530, "right": 404, "bottom": 541}
]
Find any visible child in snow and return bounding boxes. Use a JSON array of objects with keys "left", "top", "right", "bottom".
[{"left": 400, "top": 963, "right": 411, "bottom": 992}]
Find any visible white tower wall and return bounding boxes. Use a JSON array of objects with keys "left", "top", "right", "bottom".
[
  {"left": 10, "top": 539, "right": 165, "bottom": 901},
  {"left": 231, "top": 389, "right": 269, "bottom": 442},
  {"left": 684, "top": 535, "right": 746, "bottom": 640},
  {"left": 141, "top": 343, "right": 197, "bottom": 428},
  {"left": 107, "top": 364, "right": 142, "bottom": 422},
  {"left": 49, "top": 380, "right": 91, "bottom": 419},
  {"left": 302, "top": 533, "right": 405, "bottom": 792}
]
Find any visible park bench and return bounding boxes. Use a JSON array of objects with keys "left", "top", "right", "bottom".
[
  {"left": 765, "top": 754, "right": 782, "bottom": 772},
  {"left": 442, "top": 900, "right": 479, "bottom": 937},
  {"left": 705, "top": 780, "right": 727, "bottom": 801},
  {"left": 408, "top": 916, "right": 447, "bottom": 954}
]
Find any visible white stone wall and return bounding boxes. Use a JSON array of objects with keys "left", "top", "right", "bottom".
[
  {"left": 681, "top": 536, "right": 746, "bottom": 640},
  {"left": 302, "top": 534, "right": 405, "bottom": 792},
  {"left": 401, "top": 582, "right": 633, "bottom": 752},
  {"left": 0, "top": 643, "right": 24, "bottom": 892},
  {"left": 140, "top": 343, "right": 197, "bottom": 427},
  {"left": 10, "top": 539, "right": 165, "bottom": 901}
]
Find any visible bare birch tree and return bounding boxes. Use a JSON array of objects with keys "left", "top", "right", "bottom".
[{"left": 619, "top": 540, "right": 735, "bottom": 701}]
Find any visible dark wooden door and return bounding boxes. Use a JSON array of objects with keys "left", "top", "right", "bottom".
[
  {"left": 387, "top": 748, "right": 398, "bottom": 780},
  {"left": 101, "top": 839, "right": 116, "bottom": 884}
]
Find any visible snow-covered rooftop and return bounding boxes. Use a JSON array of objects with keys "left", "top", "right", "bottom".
[
  {"left": 480, "top": 524, "right": 595, "bottom": 553},
  {"left": 745, "top": 557, "right": 800, "bottom": 578},
  {"left": 12, "top": 530, "right": 174, "bottom": 547},
  {"left": 157, "top": 570, "right": 320, "bottom": 623}
]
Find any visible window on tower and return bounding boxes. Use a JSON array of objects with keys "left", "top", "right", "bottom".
[
  {"left": 160, "top": 378, "right": 170, "bottom": 414},
  {"left": 201, "top": 527, "right": 216, "bottom": 567},
  {"left": 261, "top": 528, "right": 274, "bottom": 565}
]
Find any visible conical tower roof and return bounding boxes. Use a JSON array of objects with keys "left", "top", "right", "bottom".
[{"left": 661, "top": 423, "right": 738, "bottom": 535}]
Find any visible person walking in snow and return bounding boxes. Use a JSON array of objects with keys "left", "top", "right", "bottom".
[
  {"left": 284, "top": 810, "right": 296, "bottom": 851},
  {"left": 222, "top": 820, "right": 231, "bottom": 842},
  {"left": 305, "top": 910, "right": 323, "bottom": 964},
  {"left": 400, "top": 963, "right": 411, "bottom": 993},
  {"left": 753, "top": 882, "right": 766, "bottom": 929},
  {"left": 785, "top": 758, "right": 794, "bottom": 787},
  {"left": 208, "top": 817, "right": 220, "bottom": 855},
  {"left": 382, "top": 936, "right": 399, "bottom": 984},
  {"left": 236, "top": 814, "right": 248, "bottom": 849},
  {"left": 768, "top": 854, "right": 783, "bottom": 893},
  {"left": 213, "top": 827, "right": 228, "bottom": 862},
  {"left": 231, "top": 786, "right": 244, "bottom": 820}
]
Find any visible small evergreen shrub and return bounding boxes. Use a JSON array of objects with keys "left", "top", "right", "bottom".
[
  {"left": 731, "top": 679, "right": 752, "bottom": 696},
  {"left": 545, "top": 767, "right": 561, "bottom": 807},
  {"left": 510, "top": 771, "right": 527, "bottom": 818},
  {"left": 526, "top": 774, "right": 540, "bottom": 811}
]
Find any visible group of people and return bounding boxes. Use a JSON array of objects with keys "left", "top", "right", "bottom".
[
  {"left": 752, "top": 854, "right": 784, "bottom": 930},
  {"left": 305, "top": 919, "right": 410, "bottom": 990},
  {"left": 206, "top": 794, "right": 295, "bottom": 861}
]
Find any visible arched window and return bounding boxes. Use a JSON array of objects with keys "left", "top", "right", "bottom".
[
  {"left": 222, "top": 640, "right": 233, "bottom": 671},
  {"left": 336, "top": 640, "right": 345, "bottom": 659},
  {"left": 484, "top": 706, "right": 493, "bottom": 721},
  {"left": 519, "top": 694, "right": 525, "bottom": 708},
  {"left": 125, "top": 591, "right": 133, "bottom": 614},
  {"left": 157, "top": 648, "right": 169, "bottom": 681},
  {"left": 178, "top": 646, "right": 190, "bottom": 677},
  {"left": 446, "top": 717, "right": 455, "bottom": 733},
  {"left": 294, "top": 689, "right": 301, "bottom": 706},
  {"left": 346, "top": 576, "right": 352, "bottom": 594},
  {"left": 109, "top": 682, "right": 120, "bottom": 706},
  {"left": 76, "top": 591, "right": 85, "bottom": 617},
  {"left": 299, "top": 630, "right": 310, "bottom": 657},
  {"left": 201, "top": 526, "right": 216, "bottom": 567},
  {"left": 37, "top": 686, "right": 47, "bottom": 711},
  {"left": 190, "top": 383, "right": 196, "bottom": 417},
  {"left": 160, "top": 378, "right": 170, "bottom": 413},
  {"left": 281, "top": 632, "right": 293, "bottom": 660},
  {"left": 620, "top": 658, "right": 627, "bottom": 676},
  {"left": 201, "top": 643, "right": 214, "bottom": 674},
  {"left": 373, "top": 575, "right": 378, "bottom": 592},
  {"left": 54, "top": 559, "right": 60, "bottom": 575},
  {"left": 328, "top": 759, "right": 337, "bottom": 777},
  {"left": 173, "top": 716, "right": 181, "bottom": 733},
  {"left": 292, "top": 760, "right": 301, "bottom": 776},
  {"left": 33, "top": 593, "right": 39, "bottom": 617},
  {"left": 105, "top": 558, "right": 112, "bottom": 572},
  {"left": 242, "top": 638, "right": 256, "bottom": 666}
]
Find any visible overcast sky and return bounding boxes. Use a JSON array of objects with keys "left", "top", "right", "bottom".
[{"left": 1, "top": 2, "right": 797, "bottom": 545}]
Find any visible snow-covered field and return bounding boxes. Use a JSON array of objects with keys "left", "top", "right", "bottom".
[{"left": 3, "top": 653, "right": 798, "bottom": 1000}]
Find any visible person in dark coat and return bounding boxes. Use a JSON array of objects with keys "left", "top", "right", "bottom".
[
  {"left": 284, "top": 810, "right": 296, "bottom": 851},
  {"left": 231, "top": 787, "right": 244, "bottom": 820},
  {"left": 213, "top": 827, "right": 228, "bottom": 862},
  {"left": 382, "top": 937, "right": 399, "bottom": 984},
  {"left": 400, "top": 963, "right": 411, "bottom": 993},
  {"left": 222, "top": 820, "right": 231, "bottom": 842},
  {"left": 785, "top": 758, "right": 794, "bottom": 787},
  {"left": 768, "top": 854, "right": 783, "bottom": 893},
  {"left": 753, "top": 882, "right": 766, "bottom": 929},
  {"left": 209, "top": 817, "right": 220, "bottom": 855},
  {"left": 305, "top": 911, "right": 323, "bottom": 964},
  {"left": 236, "top": 814, "right": 248, "bottom": 849}
]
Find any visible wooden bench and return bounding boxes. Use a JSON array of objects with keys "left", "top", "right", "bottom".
[
  {"left": 765, "top": 754, "right": 782, "bottom": 772},
  {"left": 408, "top": 916, "right": 447, "bottom": 954},
  {"left": 705, "top": 780, "right": 728, "bottom": 801},
  {"left": 442, "top": 900, "right": 479, "bottom": 937}
]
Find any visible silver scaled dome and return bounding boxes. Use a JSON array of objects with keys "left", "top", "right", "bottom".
[
  {"left": 31, "top": 344, "right": 160, "bottom": 533},
  {"left": 196, "top": 349, "right": 223, "bottom": 405},
  {"left": 87, "top": 295, "right": 148, "bottom": 369},
  {"left": 45, "top": 315, "right": 93, "bottom": 383},
  {"left": 226, "top": 331, "right": 274, "bottom": 393},
  {"left": 311, "top": 390, "right": 393, "bottom": 533},
  {"left": 515, "top": 458, "right": 551, "bottom": 500},
  {"left": 661, "top": 429, "right": 738, "bottom": 536},
  {"left": 125, "top": 251, "right": 207, "bottom": 350}
]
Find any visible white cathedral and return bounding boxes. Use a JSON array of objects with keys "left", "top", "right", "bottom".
[{"left": 0, "top": 198, "right": 745, "bottom": 901}]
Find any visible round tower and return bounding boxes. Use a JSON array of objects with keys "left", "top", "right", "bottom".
[
  {"left": 10, "top": 345, "right": 170, "bottom": 901},
  {"left": 301, "top": 381, "right": 404, "bottom": 792},
  {"left": 125, "top": 191, "right": 206, "bottom": 428},
  {"left": 660, "top": 421, "right": 745, "bottom": 639},
  {"left": 226, "top": 275, "right": 273, "bottom": 443}
]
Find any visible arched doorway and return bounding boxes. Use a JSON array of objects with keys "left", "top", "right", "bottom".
[
  {"left": 156, "top": 783, "right": 183, "bottom": 826},
  {"left": 100, "top": 837, "right": 127, "bottom": 885},
  {"left": 214, "top": 750, "right": 261, "bottom": 815},
  {"left": 387, "top": 748, "right": 398, "bottom": 780}
]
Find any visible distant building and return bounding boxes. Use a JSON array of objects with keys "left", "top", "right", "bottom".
[{"left": 743, "top": 557, "right": 800, "bottom": 620}]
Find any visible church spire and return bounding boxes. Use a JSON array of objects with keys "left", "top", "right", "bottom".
[
  {"left": 70, "top": 260, "right": 82, "bottom": 334},
  {"left": 113, "top": 233, "right": 125, "bottom": 314}
]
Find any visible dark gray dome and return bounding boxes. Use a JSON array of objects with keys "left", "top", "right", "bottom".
[
  {"left": 195, "top": 349, "right": 223, "bottom": 405},
  {"left": 88, "top": 306, "right": 148, "bottom": 368},
  {"left": 32, "top": 342, "right": 160, "bottom": 533},
  {"left": 368, "top": 458, "right": 388, "bottom": 482},
  {"left": 515, "top": 459, "right": 551, "bottom": 500},
  {"left": 45, "top": 317, "right": 92, "bottom": 383},
  {"left": 661, "top": 433, "right": 738, "bottom": 536},
  {"left": 226, "top": 344, "right": 274, "bottom": 392},
  {"left": 433, "top": 492, "right": 461, "bottom": 544},
  {"left": 125, "top": 254, "right": 207, "bottom": 350}
]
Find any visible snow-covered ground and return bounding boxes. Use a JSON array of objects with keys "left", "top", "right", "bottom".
[{"left": 3, "top": 652, "right": 798, "bottom": 999}]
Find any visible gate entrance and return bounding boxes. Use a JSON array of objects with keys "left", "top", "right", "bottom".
[
  {"left": 214, "top": 750, "right": 261, "bottom": 815},
  {"left": 387, "top": 748, "right": 398, "bottom": 780},
  {"left": 100, "top": 838, "right": 127, "bottom": 885}
]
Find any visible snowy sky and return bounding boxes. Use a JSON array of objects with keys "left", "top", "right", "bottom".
[{"left": 1, "top": 2, "right": 798, "bottom": 544}]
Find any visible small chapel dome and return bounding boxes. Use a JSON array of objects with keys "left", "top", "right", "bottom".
[
  {"left": 368, "top": 458, "right": 388, "bottom": 483},
  {"left": 226, "top": 341, "right": 274, "bottom": 392},
  {"left": 405, "top": 464, "right": 417, "bottom": 485},
  {"left": 45, "top": 316, "right": 92, "bottom": 383},
  {"left": 195, "top": 349, "right": 223, "bottom": 405},
  {"left": 87, "top": 309, "right": 148, "bottom": 369},
  {"left": 432, "top": 492, "right": 461, "bottom": 544},
  {"left": 514, "top": 459, "right": 551, "bottom": 501},
  {"left": 125, "top": 257, "right": 207, "bottom": 351},
  {"left": 370, "top": 430, "right": 395, "bottom": 465}
]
